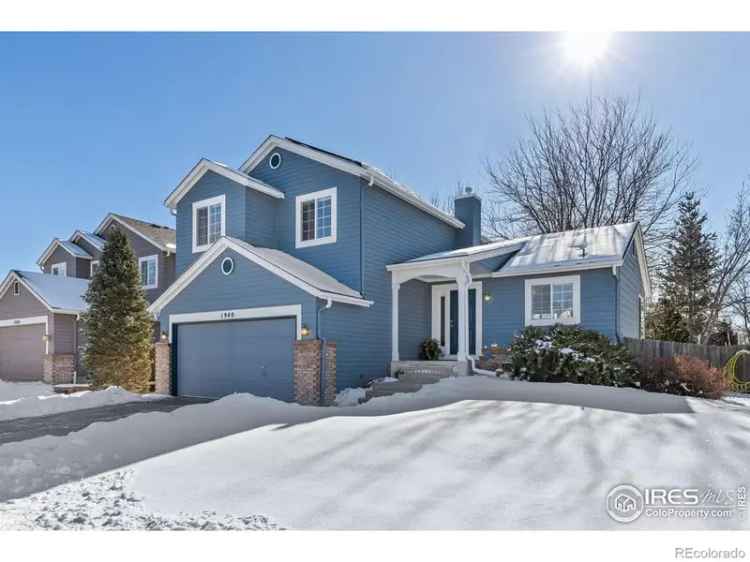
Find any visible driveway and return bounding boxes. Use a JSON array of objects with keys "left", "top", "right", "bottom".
[{"left": 0, "top": 397, "right": 208, "bottom": 445}]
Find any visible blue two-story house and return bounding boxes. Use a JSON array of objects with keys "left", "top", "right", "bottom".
[{"left": 149, "top": 135, "right": 650, "bottom": 402}]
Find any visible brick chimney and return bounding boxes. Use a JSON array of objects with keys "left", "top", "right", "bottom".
[{"left": 454, "top": 187, "right": 482, "bottom": 248}]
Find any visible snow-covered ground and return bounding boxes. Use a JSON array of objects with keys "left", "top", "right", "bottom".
[
  {"left": 1, "top": 377, "right": 748, "bottom": 530},
  {"left": 0, "top": 380, "right": 54, "bottom": 402},
  {"left": 0, "top": 385, "right": 165, "bottom": 421}
]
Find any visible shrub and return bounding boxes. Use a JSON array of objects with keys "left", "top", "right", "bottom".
[
  {"left": 509, "top": 325, "right": 638, "bottom": 387},
  {"left": 420, "top": 338, "right": 442, "bottom": 361},
  {"left": 639, "top": 355, "right": 728, "bottom": 399}
]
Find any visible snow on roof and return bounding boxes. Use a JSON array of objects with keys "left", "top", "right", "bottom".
[
  {"left": 16, "top": 271, "right": 88, "bottom": 312},
  {"left": 403, "top": 238, "right": 525, "bottom": 264},
  {"left": 57, "top": 240, "right": 92, "bottom": 259},
  {"left": 71, "top": 231, "right": 107, "bottom": 251},
  {"left": 395, "top": 222, "right": 639, "bottom": 275},
  {"left": 498, "top": 222, "right": 638, "bottom": 275},
  {"left": 229, "top": 238, "right": 363, "bottom": 300}
]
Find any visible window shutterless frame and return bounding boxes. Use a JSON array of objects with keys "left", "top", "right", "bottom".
[
  {"left": 192, "top": 194, "right": 226, "bottom": 253},
  {"left": 138, "top": 255, "right": 159, "bottom": 290},
  {"left": 524, "top": 275, "right": 581, "bottom": 327},
  {"left": 295, "top": 187, "right": 337, "bottom": 249}
]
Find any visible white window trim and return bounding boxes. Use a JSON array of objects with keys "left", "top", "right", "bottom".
[
  {"left": 524, "top": 275, "right": 581, "bottom": 327},
  {"left": 295, "top": 187, "right": 337, "bottom": 249},
  {"left": 51, "top": 262, "right": 67, "bottom": 277},
  {"left": 90, "top": 260, "right": 100, "bottom": 277},
  {"left": 269, "top": 152, "right": 282, "bottom": 169},
  {"left": 430, "top": 282, "right": 483, "bottom": 359},
  {"left": 168, "top": 304, "right": 303, "bottom": 343},
  {"left": 139, "top": 255, "right": 159, "bottom": 290},
  {"left": 192, "top": 194, "right": 226, "bottom": 253}
]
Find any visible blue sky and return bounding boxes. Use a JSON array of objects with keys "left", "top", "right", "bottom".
[{"left": 1, "top": 32, "right": 748, "bottom": 274}]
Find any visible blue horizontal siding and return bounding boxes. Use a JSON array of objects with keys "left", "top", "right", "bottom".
[{"left": 159, "top": 248, "right": 318, "bottom": 336}]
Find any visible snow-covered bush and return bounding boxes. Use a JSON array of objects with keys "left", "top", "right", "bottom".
[
  {"left": 509, "top": 326, "right": 637, "bottom": 387},
  {"left": 639, "top": 356, "right": 728, "bottom": 399}
]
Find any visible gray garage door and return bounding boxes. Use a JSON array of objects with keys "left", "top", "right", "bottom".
[
  {"left": 176, "top": 317, "right": 296, "bottom": 400},
  {"left": 0, "top": 324, "right": 45, "bottom": 381}
]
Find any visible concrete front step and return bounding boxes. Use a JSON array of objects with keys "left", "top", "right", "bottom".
[{"left": 397, "top": 372, "right": 446, "bottom": 385}]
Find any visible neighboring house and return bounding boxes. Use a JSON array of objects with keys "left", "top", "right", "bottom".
[
  {"left": 0, "top": 271, "right": 88, "bottom": 383},
  {"left": 0, "top": 214, "right": 176, "bottom": 382},
  {"left": 148, "top": 135, "right": 651, "bottom": 402}
]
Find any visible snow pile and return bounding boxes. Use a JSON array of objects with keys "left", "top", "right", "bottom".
[
  {"left": 0, "top": 377, "right": 748, "bottom": 529},
  {"left": 0, "top": 380, "right": 54, "bottom": 402},
  {"left": 0, "top": 470, "right": 280, "bottom": 530},
  {"left": 0, "top": 386, "right": 164, "bottom": 422},
  {"left": 334, "top": 387, "right": 367, "bottom": 406}
]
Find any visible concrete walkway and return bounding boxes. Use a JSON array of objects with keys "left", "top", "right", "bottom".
[{"left": 0, "top": 398, "right": 208, "bottom": 446}]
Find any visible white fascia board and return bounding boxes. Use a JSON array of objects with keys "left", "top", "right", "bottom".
[
  {"left": 149, "top": 238, "right": 372, "bottom": 317},
  {"left": 0, "top": 315, "right": 49, "bottom": 329},
  {"left": 633, "top": 225, "right": 653, "bottom": 300},
  {"left": 95, "top": 214, "right": 169, "bottom": 253},
  {"left": 240, "top": 136, "right": 464, "bottom": 230},
  {"left": 491, "top": 259, "right": 624, "bottom": 279},
  {"left": 165, "top": 158, "right": 285, "bottom": 210}
]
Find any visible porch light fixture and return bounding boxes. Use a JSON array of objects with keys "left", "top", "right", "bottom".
[
  {"left": 483, "top": 292, "right": 494, "bottom": 303},
  {"left": 160, "top": 331, "right": 168, "bottom": 342},
  {"left": 300, "top": 324, "right": 311, "bottom": 338}
]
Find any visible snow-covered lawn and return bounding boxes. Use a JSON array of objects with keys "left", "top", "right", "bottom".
[
  {"left": 0, "top": 380, "right": 54, "bottom": 402},
  {"left": 1, "top": 377, "right": 748, "bottom": 530},
  {"left": 0, "top": 385, "right": 165, "bottom": 422}
]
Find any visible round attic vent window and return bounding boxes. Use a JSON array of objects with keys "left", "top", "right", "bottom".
[
  {"left": 269, "top": 152, "right": 282, "bottom": 170},
  {"left": 221, "top": 257, "right": 235, "bottom": 276}
]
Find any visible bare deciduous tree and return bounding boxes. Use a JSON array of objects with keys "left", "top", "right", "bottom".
[
  {"left": 700, "top": 186, "right": 750, "bottom": 342},
  {"left": 484, "top": 96, "right": 695, "bottom": 255}
]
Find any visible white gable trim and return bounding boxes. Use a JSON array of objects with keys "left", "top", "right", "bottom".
[
  {"left": 148, "top": 238, "right": 372, "bottom": 317},
  {"left": 239, "top": 136, "right": 464, "bottom": 230},
  {"left": 70, "top": 230, "right": 105, "bottom": 252},
  {"left": 165, "top": 158, "right": 285, "bottom": 210},
  {"left": 95, "top": 214, "right": 171, "bottom": 253},
  {"left": 37, "top": 239, "right": 92, "bottom": 267},
  {"left": 0, "top": 271, "right": 84, "bottom": 315},
  {"left": 631, "top": 225, "right": 652, "bottom": 300}
]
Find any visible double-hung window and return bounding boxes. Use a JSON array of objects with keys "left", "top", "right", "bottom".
[
  {"left": 139, "top": 255, "right": 158, "bottom": 290},
  {"left": 90, "top": 260, "right": 100, "bottom": 277},
  {"left": 51, "top": 263, "right": 67, "bottom": 277},
  {"left": 295, "top": 188, "right": 337, "bottom": 248},
  {"left": 192, "top": 195, "right": 226, "bottom": 253},
  {"left": 525, "top": 275, "right": 581, "bottom": 326}
]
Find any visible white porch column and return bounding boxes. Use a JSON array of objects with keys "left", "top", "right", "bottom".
[
  {"left": 391, "top": 281, "right": 401, "bottom": 361},
  {"left": 456, "top": 262, "right": 471, "bottom": 362}
]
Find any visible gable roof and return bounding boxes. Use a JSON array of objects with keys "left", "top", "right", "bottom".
[
  {"left": 70, "top": 230, "right": 107, "bottom": 252},
  {"left": 148, "top": 237, "right": 372, "bottom": 317},
  {"left": 37, "top": 238, "right": 93, "bottom": 267},
  {"left": 164, "top": 158, "right": 285, "bottom": 209},
  {"left": 0, "top": 270, "right": 88, "bottom": 314},
  {"left": 238, "top": 135, "right": 464, "bottom": 230},
  {"left": 95, "top": 213, "right": 176, "bottom": 253}
]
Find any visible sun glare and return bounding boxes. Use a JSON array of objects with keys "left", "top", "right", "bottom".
[{"left": 561, "top": 32, "right": 612, "bottom": 68}]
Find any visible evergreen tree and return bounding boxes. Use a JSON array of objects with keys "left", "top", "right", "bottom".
[
  {"left": 646, "top": 297, "right": 690, "bottom": 342},
  {"left": 660, "top": 192, "right": 718, "bottom": 342},
  {"left": 82, "top": 229, "right": 153, "bottom": 392}
]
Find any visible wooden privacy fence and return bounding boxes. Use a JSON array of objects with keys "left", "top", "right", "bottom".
[{"left": 623, "top": 337, "right": 750, "bottom": 383}]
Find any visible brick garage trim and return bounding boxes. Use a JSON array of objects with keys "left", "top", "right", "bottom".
[
  {"left": 294, "top": 340, "right": 336, "bottom": 406},
  {"left": 43, "top": 354, "right": 75, "bottom": 384},
  {"left": 154, "top": 341, "right": 172, "bottom": 395}
]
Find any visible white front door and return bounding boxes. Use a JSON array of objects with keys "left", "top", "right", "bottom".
[{"left": 431, "top": 282, "right": 483, "bottom": 358}]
